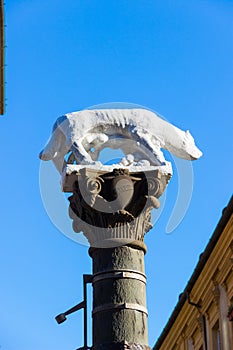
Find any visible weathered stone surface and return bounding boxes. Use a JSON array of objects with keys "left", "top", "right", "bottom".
[
  {"left": 91, "top": 246, "right": 149, "bottom": 349},
  {"left": 91, "top": 342, "right": 151, "bottom": 350},
  {"left": 90, "top": 246, "right": 145, "bottom": 274}
]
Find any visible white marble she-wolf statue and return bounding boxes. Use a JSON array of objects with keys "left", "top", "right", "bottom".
[{"left": 39, "top": 108, "right": 202, "bottom": 173}]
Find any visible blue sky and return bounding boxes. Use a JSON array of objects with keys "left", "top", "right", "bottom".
[{"left": 0, "top": 1, "right": 232, "bottom": 349}]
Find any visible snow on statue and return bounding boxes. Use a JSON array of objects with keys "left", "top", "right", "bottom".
[{"left": 39, "top": 108, "right": 202, "bottom": 173}]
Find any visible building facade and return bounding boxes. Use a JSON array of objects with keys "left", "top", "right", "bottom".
[
  {"left": 153, "top": 196, "right": 233, "bottom": 350},
  {"left": 0, "top": 0, "right": 4, "bottom": 115}
]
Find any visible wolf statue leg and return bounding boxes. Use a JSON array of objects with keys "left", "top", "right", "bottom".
[{"left": 133, "top": 129, "right": 166, "bottom": 166}]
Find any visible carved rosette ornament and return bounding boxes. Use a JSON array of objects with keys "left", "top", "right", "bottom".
[{"left": 65, "top": 166, "right": 171, "bottom": 248}]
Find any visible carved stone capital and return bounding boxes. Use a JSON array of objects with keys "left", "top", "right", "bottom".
[{"left": 63, "top": 165, "right": 171, "bottom": 247}]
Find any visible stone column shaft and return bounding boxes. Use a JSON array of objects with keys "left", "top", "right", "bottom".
[
  {"left": 66, "top": 167, "right": 170, "bottom": 349},
  {"left": 90, "top": 245, "right": 149, "bottom": 350}
]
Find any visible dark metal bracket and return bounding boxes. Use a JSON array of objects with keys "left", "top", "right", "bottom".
[
  {"left": 186, "top": 293, "right": 208, "bottom": 350},
  {"left": 186, "top": 292, "right": 201, "bottom": 309},
  {"left": 55, "top": 274, "right": 93, "bottom": 350}
]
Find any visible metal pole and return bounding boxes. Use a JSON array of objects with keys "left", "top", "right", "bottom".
[
  {"left": 83, "top": 275, "right": 92, "bottom": 350},
  {"left": 83, "top": 276, "right": 87, "bottom": 349}
]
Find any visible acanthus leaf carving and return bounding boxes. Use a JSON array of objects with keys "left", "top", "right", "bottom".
[{"left": 67, "top": 167, "right": 169, "bottom": 247}]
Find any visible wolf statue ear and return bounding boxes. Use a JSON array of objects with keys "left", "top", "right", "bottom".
[{"left": 185, "top": 130, "right": 194, "bottom": 141}]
